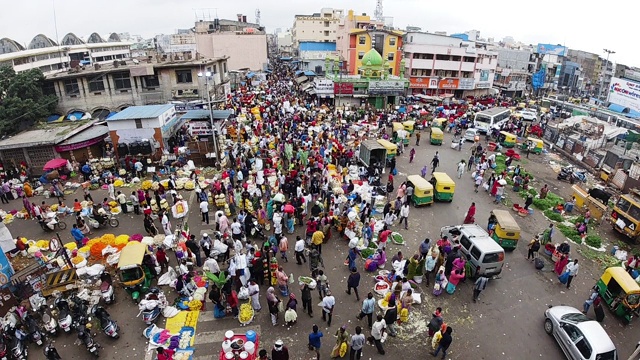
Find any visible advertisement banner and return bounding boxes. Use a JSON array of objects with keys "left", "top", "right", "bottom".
[
  {"left": 0, "top": 250, "right": 13, "bottom": 287},
  {"left": 458, "top": 78, "right": 474, "bottom": 90},
  {"left": 536, "top": 43, "right": 567, "bottom": 56},
  {"left": 314, "top": 79, "right": 334, "bottom": 94},
  {"left": 409, "top": 77, "right": 438, "bottom": 89},
  {"left": 368, "top": 80, "right": 406, "bottom": 95},
  {"left": 334, "top": 82, "right": 354, "bottom": 95},
  {"left": 438, "top": 78, "right": 459, "bottom": 89},
  {"left": 609, "top": 77, "right": 640, "bottom": 112},
  {"left": 476, "top": 82, "right": 490, "bottom": 89},
  {"left": 624, "top": 69, "right": 640, "bottom": 82}
]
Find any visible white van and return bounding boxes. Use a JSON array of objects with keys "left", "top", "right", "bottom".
[{"left": 440, "top": 224, "right": 505, "bottom": 277}]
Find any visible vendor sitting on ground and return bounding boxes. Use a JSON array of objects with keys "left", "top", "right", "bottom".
[
  {"left": 564, "top": 197, "right": 576, "bottom": 213},
  {"left": 557, "top": 241, "right": 571, "bottom": 255},
  {"left": 553, "top": 202, "right": 564, "bottom": 214},
  {"left": 576, "top": 222, "right": 587, "bottom": 236}
]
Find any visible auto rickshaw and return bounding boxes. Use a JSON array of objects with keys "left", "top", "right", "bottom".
[
  {"left": 430, "top": 127, "right": 444, "bottom": 145},
  {"left": 117, "top": 241, "right": 151, "bottom": 303},
  {"left": 429, "top": 172, "right": 455, "bottom": 202},
  {"left": 431, "top": 118, "right": 447, "bottom": 130},
  {"left": 376, "top": 139, "right": 397, "bottom": 165},
  {"left": 402, "top": 121, "right": 415, "bottom": 136},
  {"left": 487, "top": 209, "right": 521, "bottom": 250},
  {"left": 595, "top": 267, "right": 640, "bottom": 323},
  {"left": 392, "top": 122, "right": 410, "bottom": 145},
  {"left": 520, "top": 137, "right": 543, "bottom": 154},
  {"left": 498, "top": 131, "right": 517, "bottom": 148},
  {"left": 406, "top": 175, "right": 434, "bottom": 206}
]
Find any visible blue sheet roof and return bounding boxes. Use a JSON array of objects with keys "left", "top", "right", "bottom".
[
  {"left": 108, "top": 104, "right": 175, "bottom": 121},
  {"left": 299, "top": 42, "right": 336, "bottom": 51},
  {"left": 295, "top": 70, "right": 316, "bottom": 77},
  {"left": 246, "top": 72, "right": 256, "bottom": 79},
  {"left": 609, "top": 103, "right": 640, "bottom": 119}
]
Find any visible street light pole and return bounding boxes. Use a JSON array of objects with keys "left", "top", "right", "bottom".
[
  {"left": 198, "top": 71, "right": 221, "bottom": 167},
  {"left": 600, "top": 48, "right": 615, "bottom": 105}
]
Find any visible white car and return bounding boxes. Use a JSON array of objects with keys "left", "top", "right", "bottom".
[
  {"left": 544, "top": 305, "right": 617, "bottom": 360},
  {"left": 517, "top": 111, "right": 537, "bottom": 121},
  {"left": 464, "top": 128, "right": 480, "bottom": 142}
]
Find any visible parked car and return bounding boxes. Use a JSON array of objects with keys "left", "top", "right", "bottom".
[
  {"left": 517, "top": 110, "right": 537, "bottom": 121},
  {"left": 464, "top": 128, "right": 480, "bottom": 142},
  {"left": 544, "top": 305, "right": 618, "bottom": 360}
]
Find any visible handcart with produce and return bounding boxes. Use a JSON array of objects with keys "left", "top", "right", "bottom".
[{"left": 238, "top": 302, "right": 254, "bottom": 326}]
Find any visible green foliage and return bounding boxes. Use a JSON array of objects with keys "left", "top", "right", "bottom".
[
  {"left": 528, "top": 188, "right": 538, "bottom": 195},
  {"left": 533, "top": 197, "right": 556, "bottom": 210},
  {"left": 543, "top": 209, "right": 563, "bottom": 222},
  {"left": 557, "top": 224, "right": 582, "bottom": 244},
  {"left": 0, "top": 66, "right": 58, "bottom": 135},
  {"left": 585, "top": 235, "right": 602, "bottom": 248}
]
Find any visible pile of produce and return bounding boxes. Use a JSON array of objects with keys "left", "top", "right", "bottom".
[{"left": 239, "top": 303, "right": 253, "bottom": 324}]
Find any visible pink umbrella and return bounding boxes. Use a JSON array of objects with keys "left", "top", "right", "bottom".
[{"left": 43, "top": 158, "right": 68, "bottom": 171}]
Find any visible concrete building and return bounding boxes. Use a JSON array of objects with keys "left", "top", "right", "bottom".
[
  {"left": 298, "top": 42, "right": 339, "bottom": 74},
  {"left": 558, "top": 60, "right": 582, "bottom": 93},
  {"left": 0, "top": 33, "right": 130, "bottom": 75},
  {"left": 106, "top": 104, "right": 179, "bottom": 158},
  {"left": 292, "top": 8, "right": 343, "bottom": 48},
  {"left": 44, "top": 56, "right": 229, "bottom": 116},
  {"left": 598, "top": 58, "right": 614, "bottom": 99},
  {"left": 566, "top": 49, "right": 601, "bottom": 94},
  {"left": 277, "top": 31, "right": 294, "bottom": 56},
  {"left": 403, "top": 32, "right": 498, "bottom": 97},
  {"left": 336, "top": 10, "right": 385, "bottom": 59},
  {"left": 155, "top": 32, "right": 197, "bottom": 57},
  {"left": 194, "top": 18, "right": 267, "bottom": 71},
  {"left": 492, "top": 48, "right": 533, "bottom": 97}
]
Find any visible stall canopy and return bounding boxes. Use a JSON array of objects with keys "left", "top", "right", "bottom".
[
  {"left": 43, "top": 158, "right": 68, "bottom": 171},
  {"left": 54, "top": 124, "right": 109, "bottom": 153}
]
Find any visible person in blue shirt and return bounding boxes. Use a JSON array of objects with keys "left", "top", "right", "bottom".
[
  {"left": 70, "top": 224, "right": 84, "bottom": 247},
  {"left": 308, "top": 324, "right": 323, "bottom": 360}
]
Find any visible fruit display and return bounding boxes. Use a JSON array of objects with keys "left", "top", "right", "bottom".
[
  {"left": 184, "top": 312, "right": 198, "bottom": 327},
  {"left": 141, "top": 180, "right": 153, "bottom": 191},
  {"left": 238, "top": 303, "right": 254, "bottom": 325}
]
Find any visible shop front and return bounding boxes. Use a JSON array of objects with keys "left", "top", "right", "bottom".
[
  {"left": 367, "top": 80, "right": 407, "bottom": 109},
  {"left": 54, "top": 125, "right": 109, "bottom": 164}
]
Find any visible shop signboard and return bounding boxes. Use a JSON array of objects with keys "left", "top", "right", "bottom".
[
  {"left": 409, "top": 77, "right": 438, "bottom": 89},
  {"left": 476, "top": 82, "right": 491, "bottom": 89},
  {"left": 536, "top": 43, "right": 567, "bottom": 56},
  {"left": 458, "top": 78, "right": 475, "bottom": 90},
  {"left": 368, "top": 80, "right": 406, "bottom": 95},
  {"left": 314, "top": 79, "right": 334, "bottom": 94},
  {"left": 438, "top": 78, "right": 459, "bottom": 89},
  {"left": 609, "top": 77, "right": 640, "bottom": 113},
  {"left": 334, "top": 82, "right": 354, "bottom": 94}
]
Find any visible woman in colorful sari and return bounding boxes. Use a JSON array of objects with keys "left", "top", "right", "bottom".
[{"left": 433, "top": 268, "right": 447, "bottom": 296}]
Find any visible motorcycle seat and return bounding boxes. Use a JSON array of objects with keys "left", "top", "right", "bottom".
[{"left": 100, "top": 282, "right": 111, "bottom": 291}]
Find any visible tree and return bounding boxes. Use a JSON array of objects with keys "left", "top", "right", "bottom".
[{"left": 0, "top": 66, "right": 58, "bottom": 135}]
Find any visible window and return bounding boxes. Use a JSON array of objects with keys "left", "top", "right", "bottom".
[
  {"left": 464, "top": 56, "right": 475, "bottom": 62},
  {"left": 112, "top": 72, "right": 131, "bottom": 90},
  {"left": 469, "top": 246, "right": 481, "bottom": 261},
  {"left": 324, "top": 31, "right": 330, "bottom": 36},
  {"left": 359, "top": 36, "right": 366, "bottom": 45},
  {"left": 410, "top": 69, "right": 418, "bottom": 76},
  {"left": 562, "top": 324, "right": 582, "bottom": 342},
  {"left": 425, "top": 54, "right": 434, "bottom": 60},
  {"left": 389, "top": 37, "right": 396, "bottom": 46},
  {"left": 324, "top": 21, "right": 330, "bottom": 27},
  {"left": 575, "top": 339, "right": 592, "bottom": 359},
  {"left": 630, "top": 204, "right": 640, "bottom": 220},
  {"left": 143, "top": 75, "right": 160, "bottom": 88},
  {"left": 358, "top": 52, "right": 365, "bottom": 60},
  {"left": 213, "top": 65, "right": 218, "bottom": 74},
  {"left": 451, "top": 56, "right": 461, "bottom": 61},
  {"left": 63, "top": 79, "right": 79, "bottom": 95},
  {"left": 42, "top": 81, "right": 56, "bottom": 96},
  {"left": 460, "top": 236, "right": 472, "bottom": 252},
  {"left": 413, "top": 53, "right": 420, "bottom": 59},
  {"left": 88, "top": 76, "right": 105, "bottom": 92},
  {"left": 135, "top": 119, "right": 143, "bottom": 129},
  {"left": 175, "top": 70, "right": 193, "bottom": 83},
  {"left": 387, "top": 53, "right": 394, "bottom": 61},
  {"left": 482, "top": 252, "right": 502, "bottom": 263},
  {"left": 436, "top": 54, "right": 449, "bottom": 61},
  {"left": 223, "top": 63, "right": 227, "bottom": 73}
]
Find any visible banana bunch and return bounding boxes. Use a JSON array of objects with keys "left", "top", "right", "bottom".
[
  {"left": 185, "top": 311, "right": 198, "bottom": 327},
  {"left": 239, "top": 303, "right": 253, "bottom": 323},
  {"left": 243, "top": 199, "right": 254, "bottom": 213}
]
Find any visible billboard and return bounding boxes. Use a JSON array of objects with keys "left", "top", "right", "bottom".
[
  {"left": 409, "top": 77, "right": 438, "bottom": 89},
  {"left": 609, "top": 77, "right": 640, "bottom": 113},
  {"left": 536, "top": 43, "right": 567, "bottom": 56}
]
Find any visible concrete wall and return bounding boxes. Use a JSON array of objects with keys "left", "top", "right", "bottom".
[{"left": 196, "top": 33, "right": 267, "bottom": 70}]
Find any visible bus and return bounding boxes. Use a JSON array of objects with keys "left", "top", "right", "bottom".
[{"left": 473, "top": 107, "right": 511, "bottom": 133}]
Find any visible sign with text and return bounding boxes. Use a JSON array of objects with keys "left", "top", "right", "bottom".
[
  {"left": 609, "top": 77, "right": 640, "bottom": 113},
  {"left": 409, "top": 77, "right": 438, "bottom": 89},
  {"left": 458, "top": 78, "right": 475, "bottom": 90},
  {"left": 368, "top": 80, "right": 406, "bottom": 95},
  {"left": 314, "top": 79, "right": 334, "bottom": 94},
  {"left": 334, "top": 82, "right": 354, "bottom": 94},
  {"left": 438, "top": 78, "right": 459, "bottom": 89}
]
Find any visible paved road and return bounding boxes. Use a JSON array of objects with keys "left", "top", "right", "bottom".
[{"left": 7, "top": 128, "right": 640, "bottom": 359}]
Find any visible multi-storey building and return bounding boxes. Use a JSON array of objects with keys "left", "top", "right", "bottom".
[
  {"left": 403, "top": 32, "right": 498, "bottom": 97},
  {"left": 492, "top": 48, "right": 534, "bottom": 97},
  {"left": 566, "top": 49, "right": 601, "bottom": 94},
  {"left": 292, "top": 8, "right": 343, "bottom": 49}
]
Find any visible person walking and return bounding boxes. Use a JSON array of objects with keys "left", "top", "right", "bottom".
[
  {"left": 349, "top": 326, "right": 365, "bottom": 360},
  {"left": 384, "top": 298, "right": 398, "bottom": 337},
  {"left": 356, "top": 292, "right": 375, "bottom": 328},
  {"left": 294, "top": 236, "right": 307, "bottom": 265},
  {"left": 398, "top": 202, "right": 410, "bottom": 230},
  {"left": 456, "top": 160, "right": 465, "bottom": 179},
  {"left": 430, "top": 154, "right": 440, "bottom": 173},
  {"left": 278, "top": 235, "right": 289, "bottom": 263},
  {"left": 200, "top": 198, "right": 209, "bottom": 225},
  {"left": 369, "top": 314, "right": 387, "bottom": 355},
  {"left": 565, "top": 259, "right": 580, "bottom": 289},
  {"left": 267, "top": 287, "right": 281, "bottom": 326},
  {"left": 321, "top": 290, "right": 335, "bottom": 327},
  {"left": 301, "top": 283, "right": 313, "bottom": 317},
  {"left": 424, "top": 252, "right": 438, "bottom": 286},
  {"left": 473, "top": 276, "right": 489, "bottom": 302},
  {"left": 527, "top": 235, "right": 541, "bottom": 260},
  {"left": 427, "top": 308, "right": 443, "bottom": 338},
  {"left": 409, "top": 148, "right": 416, "bottom": 163},
  {"left": 271, "top": 339, "right": 289, "bottom": 360},
  {"left": 415, "top": 131, "right": 421, "bottom": 146},
  {"left": 185, "top": 235, "right": 202, "bottom": 267},
  {"left": 346, "top": 267, "right": 361, "bottom": 301},
  {"left": 583, "top": 287, "right": 598, "bottom": 314},
  {"left": 432, "top": 326, "right": 453, "bottom": 359},
  {"left": 308, "top": 324, "right": 323, "bottom": 360}
]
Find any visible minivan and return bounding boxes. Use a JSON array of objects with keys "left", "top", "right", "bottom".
[{"left": 440, "top": 224, "right": 505, "bottom": 277}]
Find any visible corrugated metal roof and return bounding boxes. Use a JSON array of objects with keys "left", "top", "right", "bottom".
[
  {"left": 107, "top": 104, "right": 175, "bottom": 121},
  {"left": 0, "top": 123, "right": 86, "bottom": 150},
  {"left": 56, "top": 124, "right": 109, "bottom": 146}
]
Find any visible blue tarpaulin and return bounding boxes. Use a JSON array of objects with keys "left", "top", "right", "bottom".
[
  {"left": 296, "top": 70, "right": 316, "bottom": 77},
  {"left": 47, "top": 114, "right": 63, "bottom": 122},
  {"left": 246, "top": 72, "right": 256, "bottom": 79}
]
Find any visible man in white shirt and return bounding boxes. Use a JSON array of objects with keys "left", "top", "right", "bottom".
[
  {"left": 116, "top": 191, "right": 128, "bottom": 214},
  {"left": 203, "top": 255, "right": 220, "bottom": 275},
  {"left": 566, "top": 259, "right": 580, "bottom": 289},
  {"left": 399, "top": 202, "right": 410, "bottom": 230},
  {"left": 199, "top": 200, "right": 209, "bottom": 225},
  {"left": 294, "top": 236, "right": 306, "bottom": 265},
  {"left": 370, "top": 314, "right": 387, "bottom": 355},
  {"left": 321, "top": 290, "right": 335, "bottom": 327},
  {"left": 230, "top": 218, "right": 243, "bottom": 240}
]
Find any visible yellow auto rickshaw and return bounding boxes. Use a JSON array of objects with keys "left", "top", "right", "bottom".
[
  {"left": 429, "top": 172, "right": 455, "bottom": 202},
  {"left": 498, "top": 131, "right": 517, "bottom": 148},
  {"left": 403, "top": 121, "right": 415, "bottom": 136},
  {"left": 431, "top": 118, "right": 447, "bottom": 130},
  {"left": 118, "top": 241, "right": 151, "bottom": 303},
  {"left": 430, "top": 127, "right": 444, "bottom": 145},
  {"left": 392, "top": 122, "right": 410, "bottom": 145},
  {"left": 376, "top": 139, "right": 397, "bottom": 164},
  {"left": 520, "top": 137, "right": 543, "bottom": 154},
  {"left": 406, "top": 175, "right": 434, "bottom": 206},
  {"left": 595, "top": 267, "right": 640, "bottom": 323},
  {"left": 487, "top": 209, "right": 521, "bottom": 250}
]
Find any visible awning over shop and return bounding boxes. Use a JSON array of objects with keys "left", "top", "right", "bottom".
[
  {"left": 47, "top": 114, "right": 63, "bottom": 123},
  {"left": 66, "top": 111, "right": 89, "bottom": 121},
  {"left": 54, "top": 124, "right": 109, "bottom": 152},
  {"left": 295, "top": 76, "right": 308, "bottom": 84},
  {"left": 246, "top": 72, "right": 256, "bottom": 79},
  {"left": 180, "top": 109, "right": 234, "bottom": 121},
  {"left": 609, "top": 104, "right": 640, "bottom": 118},
  {"left": 301, "top": 83, "right": 313, "bottom": 92}
]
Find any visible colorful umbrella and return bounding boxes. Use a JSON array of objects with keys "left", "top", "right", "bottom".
[{"left": 43, "top": 158, "right": 68, "bottom": 171}]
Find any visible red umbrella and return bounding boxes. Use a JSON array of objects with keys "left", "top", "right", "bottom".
[{"left": 43, "top": 158, "right": 68, "bottom": 171}]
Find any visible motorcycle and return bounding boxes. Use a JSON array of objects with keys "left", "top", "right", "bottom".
[
  {"left": 0, "top": 334, "right": 8, "bottom": 360},
  {"left": 53, "top": 295, "right": 73, "bottom": 334},
  {"left": 248, "top": 218, "right": 266, "bottom": 239},
  {"left": 39, "top": 213, "right": 67, "bottom": 232},
  {"left": 137, "top": 288, "right": 166, "bottom": 325},
  {"left": 77, "top": 325, "right": 99, "bottom": 357},
  {"left": 100, "top": 273, "right": 115, "bottom": 305},
  {"left": 92, "top": 306, "right": 119, "bottom": 339},
  {"left": 70, "top": 295, "right": 90, "bottom": 329},
  {"left": 9, "top": 337, "right": 26, "bottom": 360},
  {"left": 41, "top": 311, "right": 58, "bottom": 337},
  {"left": 24, "top": 314, "right": 44, "bottom": 346},
  {"left": 88, "top": 212, "right": 119, "bottom": 228},
  {"left": 557, "top": 166, "right": 587, "bottom": 184}
]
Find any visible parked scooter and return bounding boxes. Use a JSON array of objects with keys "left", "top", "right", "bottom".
[
  {"left": 43, "top": 342, "right": 62, "bottom": 360},
  {"left": 0, "top": 333, "right": 8, "bottom": 360},
  {"left": 42, "top": 310, "right": 58, "bottom": 337},
  {"left": 24, "top": 314, "right": 44, "bottom": 346},
  {"left": 70, "top": 295, "right": 90, "bottom": 328},
  {"left": 9, "top": 336, "right": 27, "bottom": 360},
  {"left": 247, "top": 218, "right": 266, "bottom": 239},
  {"left": 76, "top": 325, "right": 99, "bottom": 357},
  {"left": 100, "top": 273, "right": 115, "bottom": 305},
  {"left": 557, "top": 165, "right": 587, "bottom": 184},
  {"left": 137, "top": 288, "right": 166, "bottom": 325},
  {"left": 52, "top": 294, "right": 73, "bottom": 334},
  {"left": 92, "top": 306, "right": 119, "bottom": 339}
]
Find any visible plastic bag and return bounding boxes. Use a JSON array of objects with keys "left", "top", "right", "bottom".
[
  {"left": 238, "top": 286, "right": 250, "bottom": 300},
  {"left": 163, "top": 306, "right": 180, "bottom": 318},
  {"left": 158, "top": 267, "right": 178, "bottom": 286}
]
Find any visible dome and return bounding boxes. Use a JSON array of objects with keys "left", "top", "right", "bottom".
[{"left": 361, "top": 49, "right": 383, "bottom": 66}]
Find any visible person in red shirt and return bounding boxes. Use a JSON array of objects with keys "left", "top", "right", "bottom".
[
  {"left": 156, "top": 347, "right": 174, "bottom": 360},
  {"left": 378, "top": 228, "right": 392, "bottom": 249},
  {"left": 156, "top": 247, "right": 169, "bottom": 273}
]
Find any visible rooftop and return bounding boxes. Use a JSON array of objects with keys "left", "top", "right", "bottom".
[
  {"left": 107, "top": 104, "right": 175, "bottom": 121},
  {"left": 0, "top": 120, "right": 96, "bottom": 150},
  {"left": 45, "top": 56, "right": 228, "bottom": 80},
  {"left": 0, "top": 41, "right": 131, "bottom": 62}
]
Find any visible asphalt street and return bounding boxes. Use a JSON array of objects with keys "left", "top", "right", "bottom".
[{"left": 7, "top": 129, "right": 640, "bottom": 360}]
